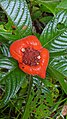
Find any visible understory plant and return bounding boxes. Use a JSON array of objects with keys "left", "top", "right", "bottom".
[{"left": 0, "top": 0, "right": 67, "bottom": 119}]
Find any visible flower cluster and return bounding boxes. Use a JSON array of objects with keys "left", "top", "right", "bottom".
[{"left": 10, "top": 35, "right": 49, "bottom": 78}]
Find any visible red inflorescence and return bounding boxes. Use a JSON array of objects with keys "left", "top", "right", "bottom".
[
  {"left": 10, "top": 35, "right": 49, "bottom": 78},
  {"left": 22, "top": 47, "right": 40, "bottom": 66}
]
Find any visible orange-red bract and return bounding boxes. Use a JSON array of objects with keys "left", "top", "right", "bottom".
[{"left": 10, "top": 35, "right": 49, "bottom": 78}]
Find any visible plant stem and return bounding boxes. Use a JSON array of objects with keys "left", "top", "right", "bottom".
[{"left": 22, "top": 75, "right": 33, "bottom": 119}]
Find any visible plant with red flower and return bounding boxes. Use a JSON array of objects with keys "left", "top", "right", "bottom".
[{"left": 10, "top": 35, "right": 49, "bottom": 78}]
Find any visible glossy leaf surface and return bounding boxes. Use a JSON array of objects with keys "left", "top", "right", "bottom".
[
  {"left": 0, "top": 0, "right": 32, "bottom": 40},
  {"left": 40, "top": 10, "right": 67, "bottom": 94},
  {"left": 0, "top": 56, "right": 26, "bottom": 108}
]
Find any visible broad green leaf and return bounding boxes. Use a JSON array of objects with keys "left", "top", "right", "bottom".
[
  {"left": 40, "top": 10, "right": 67, "bottom": 62},
  {"left": 0, "top": 55, "right": 17, "bottom": 82},
  {"left": 32, "top": 10, "right": 41, "bottom": 21},
  {"left": 0, "top": 56, "right": 26, "bottom": 108},
  {"left": 0, "top": 68, "right": 26, "bottom": 109},
  {"left": 48, "top": 65, "right": 67, "bottom": 94},
  {"left": 0, "top": 55, "right": 17, "bottom": 71},
  {"left": 40, "top": 16, "right": 53, "bottom": 24},
  {"left": 0, "top": 29, "right": 20, "bottom": 40},
  {"left": 40, "top": 10, "right": 67, "bottom": 94},
  {"left": 0, "top": 0, "right": 32, "bottom": 40},
  {"left": 57, "top": 0, "right": 67, "bottom": 9},
  {"left": 49, "top": 55, "right": 67, "bottom": 94},
  {"left": 36, "top": 0, "right": 60, "bottom": 15},
  {"left": 49, "top": 56, "right": 67, "bottom": 77},
  {"left": 0, "top": 43, "right": 10, "bottom": 57},
  {"left": 40, "top": 10, "right": 67, "bottom": 53}
]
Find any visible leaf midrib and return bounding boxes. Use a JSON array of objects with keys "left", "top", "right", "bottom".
[{"left": 42, "top": 28, "right": 67, "bottom": 48}]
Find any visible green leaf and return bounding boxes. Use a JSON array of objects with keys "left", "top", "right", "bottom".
[
  {"left": 49, "top": 56, "right": 67, "bottom": 77},
  {"left": 40, "top": 10, "right": 67, "bottom": 94},
  {"left": 0, "top": 0, "right": 32, "bottom": 40},
  {"left": 40, "top": 16, "right": 53, "bottom": 24},
  {"left": 0, "top": 25, "right": 20, "bottom": 40},
  {"left": 48, "top": 65, "right": 67, "bottom": 94},
  {"left": 0, "top": 29, "right": 20, "bottom": 41},
  {"left": 0, "top": 55, "right": 17, "bottom": 71},
  {"left": 40, "top": 10, "right": 67, "bottom": 56},
  {"left": 40, "top": 10, "right": 67, "bottom": 53},
  {"left": 57, "top": 0, "right": 67, "bottom": 9},
  {"left": 0, "top": 43, "right": 10, "bottom": 57},
  {"left": 36, "top": 0, "right": 60, "bottom": 15},
  {"left": 0, "top": 56, "right": 26, "bottom": 108},
  {"left": 49, "top": 55, "right": 67, "bottom": 94}
]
